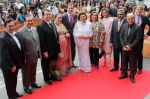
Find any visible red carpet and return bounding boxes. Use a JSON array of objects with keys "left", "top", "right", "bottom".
[{"left": 20, "top": 60, "right": 150, "bottom": 99}]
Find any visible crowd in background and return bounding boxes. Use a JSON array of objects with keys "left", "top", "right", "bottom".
[{"left": 0, "top": 0, "right": 150, "bottom": 99}]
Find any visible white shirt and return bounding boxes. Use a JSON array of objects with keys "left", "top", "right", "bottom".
[{"left": 8, "top": 32, "right": 21, "bottom": 50}]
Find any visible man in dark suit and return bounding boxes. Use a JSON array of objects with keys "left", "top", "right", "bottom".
[
  {"left": 16, "top": 16, "right": 41, "bottom": 94},
  {"left": 110, "top": 9, "right": 127, "bottom": 72},
  {"left": 62, "top": 3, "right": 77, "bottom": 66},
  {"left": 134, "top": 6, "right": 150, "bottom": 74},
  {"left": 119, "top": 13, "right": 143, "bottom": 83},
  {"left": 0, "top": 18, "right": 24, "bottom": 99},
  {"left": 37, "top": 9, "right": 61, "bottom": 84}
]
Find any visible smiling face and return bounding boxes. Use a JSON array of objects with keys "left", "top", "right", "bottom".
[
  {"left": 6, "top": 21, "right": 15, "bottom": 33},
  {"left": 127, "top": 13, "right": 135, "bottom": 25},
  {"left": 79, "top": 14, "right": 87, "bottom": 23}
]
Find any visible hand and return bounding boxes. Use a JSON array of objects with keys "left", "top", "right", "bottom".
[
  {"left": 109, "top": 43, "right": 113, "bottom": 48},
  {"left": 11, "top": 66, "right": 16, "bottom": 72},
  {"left": 123, "top": 46, "right": 127, "bottom": 51},
  {"left": 144, "top": 35, "right": 148, "bottom": 39},
  {"left": 126, "top": 45, "right": 131, "bottom": 51},
  {"left": 101, "top": 31, "right": 106, "bottom": 35},
  {"left": 65, "top": 33, "right": 70, "bottom": 38},
  {"left": 43, "top": 52, "right": 48, "bottom": 58}
]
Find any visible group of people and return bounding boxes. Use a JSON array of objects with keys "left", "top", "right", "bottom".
[{"left": 0, "top": 1, "right": 150, "bottom": 99}]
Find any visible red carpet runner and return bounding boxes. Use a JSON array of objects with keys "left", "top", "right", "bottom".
[{"left": 20, "top": 60, "right": 150, "bottom": 99}]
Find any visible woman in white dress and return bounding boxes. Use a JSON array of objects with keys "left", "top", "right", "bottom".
[{"left": 73, "top": 12, "right": 93, "bottom": 73}]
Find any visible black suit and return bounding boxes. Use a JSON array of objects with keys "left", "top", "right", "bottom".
[
  {"left": 110, "top": 18, "right": 127, "bottom": 69},
  {"left": 62, "top": 13, "right": 77, "bottom": 61},
  {"left": 135, "top": 15, "right": 150, "bottom": 70},
  {"left": 0, "top": 31, "right": 24, "bottom": 98},
  {"left": 37, "top": 20, "right": 60, "bottom": 82},
  {"left": 120, "top": 23, "right": 142, "bottom": 77}
]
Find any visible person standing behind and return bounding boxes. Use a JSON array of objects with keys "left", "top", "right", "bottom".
[
  {"left": 119, "top": 13, "right": 142, "bottom": 83},
  {"left": 37, "top": 9, "right": 61, "bottom": 84},
  {"left": 100, "top": 8, "right": 114, "bottom": 67},
  {"left": 110, "top": 9, "right": 127, "bottom": 72},
  {"left": 73, "top": 12, "right": 93, "bottom": 73},
  {"left": 62, "top": 3, "right": 77, "bottom": 66},
  {"left": 16, "top": 16, "right": 41, "bottom": 94},
  {"left": 89, "top": 11, "right": 105, "bottom": 69},
  {"left": 134, "top": 6, "right": 150, "bottom": 74},
  {"left": 0, "top": 18, "right": 24, "bottom": 99}
]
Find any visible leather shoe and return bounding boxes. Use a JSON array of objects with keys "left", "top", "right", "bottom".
[
  {"left": 15, "top": 92, "right": 23, "bottom": 97},
  {"left": 110, "top": 68, "right": 118, "bottom": 72},
  {"left": 24, "top": 88, "right": 32, "bottom": 94},
  {"left": 31, "top": 83, "right": 41, "bottom": 88},
  {"left": 130, "top": 77, "right": 136, "bottom": 83},
  {"left": 119, "top": 75, "right": 128, "bottom": 79},
  {"left": 46, "top": 80, "right": 53, "bottom": 85},
  {"left": 137, "top": 69, "right": 142, "bottom": 74},
  {"left": 9, "top": 96, "right": 18, "bottom": 99},
  {"left": 52, "top": 77, "right": 62, "bottom": 81}
]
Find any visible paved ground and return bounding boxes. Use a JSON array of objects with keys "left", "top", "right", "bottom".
[{"left": 0, "top": 56, "right": 150, "bottom": 99}]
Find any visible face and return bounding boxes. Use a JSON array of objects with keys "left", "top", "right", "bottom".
[
  {"left": 6, "top": 21, "right": 15, "bottom": 33},
  {"left": 56, "top": 14, "right": 62, "bottom": 22},
  {"left": 80, "top": 14, "right": 87, "bottom": 23},
  {"left": 25, "top": 17, "right": 33, "bottom": 29},
  {"left": 117, "top": 11, "right": 124, "bottom": 20},
  {"left": 135, "top": 7, "right": 143, "bottom": 15},
  {"left": 43, "top": 11, "right": 51, "bottom": 22},
  {"left": 22, "top": 8, "right": 26, "bottom": 14},
  {"left": 91, "top": 13, "right": 98, "bottom": 22},
  {"left": 102, "top": 10, "right": 109, "bottom": 18},
  {"left": 127, "top": 15, "right": 134, "bottom": 25},
  {"left": 67, "top": 5, "right": 74, "bottom": 14}
]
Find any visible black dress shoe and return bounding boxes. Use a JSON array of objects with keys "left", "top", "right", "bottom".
[
  {"left": 9, "top": 96, "right": 18, "bottom": 99},
  {"left": 137, "top": 69, "right": 142, "bottom": 74},
  {"left": 130, "top": 77, "right": 136, "bottom": 83},
  {"left": 46, "top": 80, "right": 53, "bottom": 85},
  {"left": 15, "top": 92, "right": 23, "bottom": 97},
  {"left": 110, "top": 68, "right": 118, "bottom": 72},
  {"left": 24, "top": 88, "right": 32, "bottom": 94},
  {"left": 119, "top": 75, "right": 128, "bottom": 79},
  {"left": 31, "top": 83, "right": 41, "bottom": 88},
  {"left": 52, "top": 77, "right": 62, "bottom": 81}
]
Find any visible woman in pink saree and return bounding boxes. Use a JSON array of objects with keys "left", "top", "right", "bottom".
[{"left": 54, "top": 13, "right": 72, "bottom": 76}]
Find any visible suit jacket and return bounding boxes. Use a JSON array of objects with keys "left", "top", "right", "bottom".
[
  {"left": 110, "top": 18, "right": 127, "bottom": 48},
  {"left": 37, "top": 20, "right": 60, "bottom": 60},
  {"left": 16, "top": 26, "right": 41, "bottom": 63},
  {"left": 0, "top": 31, "right": 24, "bottom": 71},
  {"left": 135, "top": 15, "right": 150, "bottom": 50},
  {"left": 140, "top": 15, "right": 150, "bottom": 36},
  {"left": 62, "top": 12, "right": 77, "bottom": 35},
  {"left": 120, "top": 23, "right": 143, "bottom": 51}
]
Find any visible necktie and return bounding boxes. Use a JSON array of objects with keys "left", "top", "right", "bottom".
[
  {"left": 128, "top": 27, "right": 131, "bottom": 36},
  {"left": 137, "top": 16, "right": 141, "bottom": 26},
  {"left": 118, "top": 20, "right": 122, "bottom": 32},
  {"left": 69, "top": 15, "right": 73, "bottom": 29}
]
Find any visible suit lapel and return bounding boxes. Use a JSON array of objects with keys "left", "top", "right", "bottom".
[
  {"left": 5, "top": 32, "right": 21, "bottom": 50},
  {"left": 23, "top": 26, "right": 37, "bottom": 43}
]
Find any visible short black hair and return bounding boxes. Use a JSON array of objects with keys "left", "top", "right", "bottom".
[
  {"left": 78, "top": 12, "right": 87, "bottom": 20},
  {"left": 42, "top": 9, "right": 51, "bottom": 16},
  {"left": 4, "top": 18, "right": 14, "bottom": 27}
]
